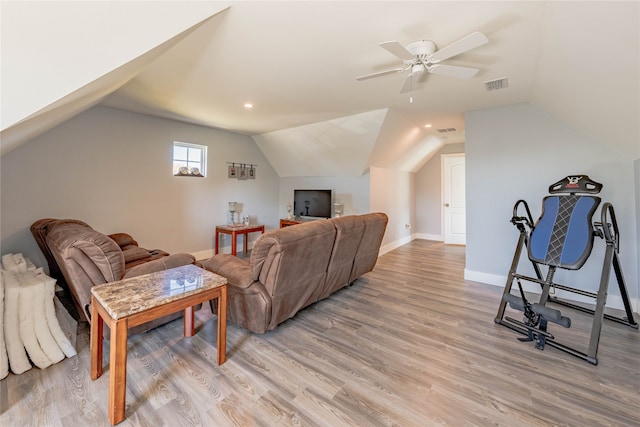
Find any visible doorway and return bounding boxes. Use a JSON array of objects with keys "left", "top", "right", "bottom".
[{"left": 442, "top": 154, "right": 466, "bottom": 245}]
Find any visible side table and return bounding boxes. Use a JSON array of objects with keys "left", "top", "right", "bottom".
[
  {"left": 215, "top": 224, "right": 265, "bottom": 256},
  {"left": 90, "top": 264, "right": 227, "bottom": 425}
]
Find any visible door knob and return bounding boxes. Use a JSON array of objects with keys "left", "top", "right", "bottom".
[{"left": 444, "top": 203, "right": 450, "bottom": 207}]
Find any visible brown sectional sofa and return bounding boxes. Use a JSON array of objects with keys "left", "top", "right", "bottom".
[
  {"left": 201, "top": 212, "right": 388, "bottom": 333},
  {"left": 31, "top": 219, "right": 196, "bottom": 332}
]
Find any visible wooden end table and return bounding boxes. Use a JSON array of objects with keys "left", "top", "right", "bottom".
[
  {"left": 215, "top": 224, "right": 265, "bottom": 256},
  {"left": 90, "top": 264, "right": 227, "bottom": 425},
  {"left": 279, "top": 218, "right": 301, "bottom": 228}
]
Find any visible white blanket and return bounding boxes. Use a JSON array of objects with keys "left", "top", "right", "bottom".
[
  {"left": 0, "top": 271, "right": 8, "bottom": 379},
  {"left": 1, "top": 253, "right": 78, "bottom": 375},
  {"left": 2, "top": 269, "right": 32, "bottom": 374}
]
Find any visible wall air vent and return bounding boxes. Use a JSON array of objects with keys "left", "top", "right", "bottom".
[
  {"left": 437, "top": 127, "right": 457, "bottom": 133},
  {"left": 484, "top": 77, "right": 508, "bottom": 91}
]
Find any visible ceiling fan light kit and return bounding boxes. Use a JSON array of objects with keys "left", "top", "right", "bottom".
[{"left": 357, "top": 31, "right": 489, "bottom": 93}]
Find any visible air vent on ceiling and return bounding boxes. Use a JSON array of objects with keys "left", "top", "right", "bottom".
[
  {"left": 484, "top": 77, "right": 509, "bottom": 91},
  {"left": 437, "top": 127, "right": 457, "bottom": 133}
]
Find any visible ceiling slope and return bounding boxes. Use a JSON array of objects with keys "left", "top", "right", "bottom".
[
  {"left": 1, "top": 1, "right": 229, "bottom": 155},
  {"left": 530, "top": 2, "right": 640, "bottom": 158},
  {"left": 252, "top": 109, "right": 388, "bottom": 177}
]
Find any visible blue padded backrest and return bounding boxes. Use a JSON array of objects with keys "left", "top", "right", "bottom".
[{"left": 528, "top": 195, "right": 600, "bottom": 270}]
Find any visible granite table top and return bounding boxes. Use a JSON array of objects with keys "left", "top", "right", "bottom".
[
  {"left": 215, "top": 223, "right": 264, "bottom": 232},
  {"left": 91, "top": 264, "right": 227, "bottom": 320}
]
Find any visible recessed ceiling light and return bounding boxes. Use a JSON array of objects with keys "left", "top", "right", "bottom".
[
  {"left": 244, "top": 102, "right": 253, "bottom": 109},
  {"left": 424, "top": 124, "right": 432, "bottom": 128}
]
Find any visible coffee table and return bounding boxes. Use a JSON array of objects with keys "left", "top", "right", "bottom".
[{"left": 89, "top": 264, "right": 227, "bottom": 425}]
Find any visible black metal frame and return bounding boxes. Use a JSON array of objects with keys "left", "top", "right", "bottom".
[{"left": 495, "top": 199, "right": 638, "bottom": 365}]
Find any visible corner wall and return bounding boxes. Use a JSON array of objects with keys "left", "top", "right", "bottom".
[
  {"left": 370, "top": 166, "right": 415, "bottom": 254},
  {"left": 465, "top": 103, "right": 638, "bottom": 311}
]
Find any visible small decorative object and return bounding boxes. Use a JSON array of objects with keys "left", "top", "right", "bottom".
[
  {"left": 228, "top": 202, "right": 237, "bottom": 225},
  {"left": 243, "top": 216, "right": 250, "bottom": 226},
  {"left": 227, "top": 162, "right": 257, "bottom": 180},
  {"left": 286, "top": 202, "right": 293, "bottom": 220},
  {"left": 175, "top": 166, "right": 203, "bottom": 177},
  {"left": 333, "top": 203, "right": 344, "bottom": 217}
]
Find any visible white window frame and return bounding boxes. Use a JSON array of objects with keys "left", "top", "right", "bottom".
[{"left": 173, "top": 141, "right": 207, "bottom": 177}]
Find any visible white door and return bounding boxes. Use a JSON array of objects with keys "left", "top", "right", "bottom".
[{"left": 442, "top": 155, "right": 466, "bottom": 245}]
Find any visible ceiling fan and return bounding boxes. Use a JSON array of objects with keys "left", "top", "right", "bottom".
[{"left": 356, "top": 31, "right": 489, "bottom": 93}]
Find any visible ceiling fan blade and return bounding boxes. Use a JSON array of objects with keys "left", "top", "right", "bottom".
[
  {"left": 429, "top": 31, "right": 488, "bottom": 63},
  {"left": 379, "top": 41, "right": 415, "bottom": 60},
  {"left": 356, "top": 67, "right": 405, "bottom": 81},
  {"left": 400, "top": 70, "right": 425, "bottom": 93},
  {"left": 429, "top": 64, "right": 479, "bottom": 79}
]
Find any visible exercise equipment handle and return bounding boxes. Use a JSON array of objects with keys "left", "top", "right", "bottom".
[
  {"left": 600, "top": 202, "right": 619, "bottom": 251},
  {"left": 511, "top": 200, "right": 534, "bottom": 231}
]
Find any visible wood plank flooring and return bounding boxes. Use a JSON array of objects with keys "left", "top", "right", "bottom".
[{"left": 2, "top": 239, "right": 639, "bottom": 426}]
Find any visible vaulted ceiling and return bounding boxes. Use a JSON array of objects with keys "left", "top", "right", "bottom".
[{"left": 2, "top": 2, "right": 638, "bottom": 175}]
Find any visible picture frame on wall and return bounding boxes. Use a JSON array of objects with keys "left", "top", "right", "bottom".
[
  {"left": 238, "top": 166, "right": 248, "bottom": 180},
  {"left": 248, "top": 167, "right": 256, "bottom": 179},
  {"left": 228, "top": 165, "right": 237, "bottom": 178}
]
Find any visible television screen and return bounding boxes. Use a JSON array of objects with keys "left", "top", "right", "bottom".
[{"left": 293, "top": 189, "right": 332, "bottom": 219}]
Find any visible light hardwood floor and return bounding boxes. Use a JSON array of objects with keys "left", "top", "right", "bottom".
[{"left": 2, "top": 239, "right": 639, "bottom": 426}]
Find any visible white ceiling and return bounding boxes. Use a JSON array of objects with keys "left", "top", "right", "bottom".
[
  {"left": 102, "top": 1, "right": 542, "bottom": 136},
  {"left": 3, "top": 2, "right": 639, "bottom": 172}
]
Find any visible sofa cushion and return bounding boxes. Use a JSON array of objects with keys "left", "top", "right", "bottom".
[
  {"left": 350, "top": 212, "right": 388, "bottom": 282},
  {"left": 250, "top": 220, "right": 336, "bottom": 330},
  {"left": 121, "top": 246, "right": 152, "bottom": 264},
  {"left": 201, "top": 255, "right": 254, "bottom": 289},
  {"left": 319, "top": 215, "right": 365, "bottom": 299}
]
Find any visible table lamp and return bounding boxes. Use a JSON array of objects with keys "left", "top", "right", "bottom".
[{"left": 228, "top": 202, "right": 237, "bottom": 225}]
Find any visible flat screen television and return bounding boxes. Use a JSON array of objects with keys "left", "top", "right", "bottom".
[{"left": 293, "top": 189, "right": 332, "bottom": 219}]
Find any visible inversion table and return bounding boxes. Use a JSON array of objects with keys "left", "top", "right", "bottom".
[{"left": 494, "top": 175, "right": 637, "bottom": 365}]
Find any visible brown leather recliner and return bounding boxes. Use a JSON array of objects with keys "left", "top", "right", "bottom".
[
  {"left": 31, "top": 219, "right": 171, "bottom": 291},
  {"left": 31, "top": 219, "right": 196, "bottom": 331}
]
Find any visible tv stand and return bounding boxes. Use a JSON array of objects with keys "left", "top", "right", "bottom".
[{"left": 280, "top": 217, "right": 329, "bottom": 228}]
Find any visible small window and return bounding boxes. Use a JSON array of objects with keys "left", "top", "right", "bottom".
[{"left": 173, "top": 142, "right": 206, "bottom": 177}]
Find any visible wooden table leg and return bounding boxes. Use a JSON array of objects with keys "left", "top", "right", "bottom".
[
  {"left": 184, "top": 306, "right": 195, "bottom": 337},
  {"left": 243, "top": 231, "right": 249, "bottom": 254},
  {"left": 109, "top": 318, "right": 128, "bottom": 425},
  {"left": 90, "top": 297, "right": 103, "bottom": 380},
  {"left": 215, "top": 229, "right": 220, "bottom": 254},
  {"left": 217, "top": 286, "right": 227, "bottom": 365},
  {"left": 231, "top": 231, "right": 237, "bottom": 256}
]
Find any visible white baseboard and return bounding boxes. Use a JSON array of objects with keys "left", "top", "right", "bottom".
[
  {"left": 465, "top": 269, "right": 639, "bottom": 314},
  {"left": 191, "top": 249, "right": 214, "bottom": 261},
  {"left": 415, "top": 233, "right": 442, "bottom": 241},
  {"left": 379, "top": 234, "right": 414, "bottom": 256},
  {"left": 192, "top": 240, "right": 259, "bottom": 261}
]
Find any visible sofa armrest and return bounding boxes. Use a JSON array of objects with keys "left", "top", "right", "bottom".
[
  {"left": 108, "top": 233, "right": 139, "bottom": 248},
  {"left": 122, "top": 253, "right": 195, "bottom": 278},
  {"left": 201, "top": 255, "right": 255, "bottom": 289}
]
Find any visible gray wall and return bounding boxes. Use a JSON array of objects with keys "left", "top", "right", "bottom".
[
  {"left": 1, "top": 106, "right": 280, "bottom": 266},
  {"left": 636, "top": 158, "right": 640, "bottom": 307},
  {"left": 415, "top": 143, "right": 465, "bottom": 239},
  {"left": 465, "top": 102, "right": 638, "bottom": 310}
]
